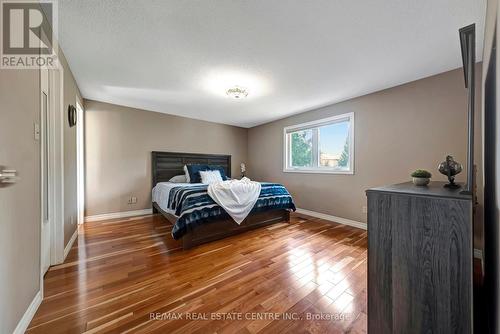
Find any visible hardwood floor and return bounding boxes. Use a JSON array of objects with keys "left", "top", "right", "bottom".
[{"left": 27, "top": 213, "right": 367, "bottom": 334}]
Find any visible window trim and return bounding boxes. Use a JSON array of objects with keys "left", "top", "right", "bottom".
[{"left": 283, "top": 112, "right": 355, "bottom": 175}]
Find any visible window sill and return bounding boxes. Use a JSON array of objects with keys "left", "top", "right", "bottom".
[{"left": 283, "top": 169, "right": 354, "bottom": 175}]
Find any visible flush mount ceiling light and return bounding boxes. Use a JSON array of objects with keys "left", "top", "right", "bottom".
[
  {"left": 226, "top": 86, "right": 248, "bottom": 99},
  {"left": 202, "top": 69, "right": 270, "bottom": 99}
]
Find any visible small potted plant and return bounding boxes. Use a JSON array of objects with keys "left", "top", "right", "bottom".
[{"left": 411, "top": 169, "right": 432, "bottom": 186}]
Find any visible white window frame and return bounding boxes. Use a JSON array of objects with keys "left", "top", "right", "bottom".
[{"left": 283, "top": 112, "right": 354, "bottom": 174}]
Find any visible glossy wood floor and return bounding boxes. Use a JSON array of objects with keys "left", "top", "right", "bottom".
[{"left": 27, "top": 213, "right": 367, "bottom": 334}]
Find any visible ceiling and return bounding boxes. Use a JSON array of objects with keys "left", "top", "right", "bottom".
[{"left": 57, "top": 0, "right": 486, "bottom": 128}]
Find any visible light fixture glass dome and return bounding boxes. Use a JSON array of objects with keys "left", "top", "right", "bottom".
[{"left": 226, "top": 86, "right": 248, "bottom": 99}]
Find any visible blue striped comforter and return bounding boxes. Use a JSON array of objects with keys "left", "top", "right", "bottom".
[{"left": 167, "top": 182, "right": 296, "bottom": 239}]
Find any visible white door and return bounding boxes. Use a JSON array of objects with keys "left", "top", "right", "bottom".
[{"left": 40, "top": 68, "right": 51, "bottom": 275}]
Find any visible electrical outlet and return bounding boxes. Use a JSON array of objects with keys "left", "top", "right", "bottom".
[
  {"left": 128, "top": 196, "right": 137, "bottom": 204},
  {"left": 362, "top": 206, "right": 368, "bottom": 214},
  {"left": 70, "top": 215, "right": 74, "bottom": 225}
]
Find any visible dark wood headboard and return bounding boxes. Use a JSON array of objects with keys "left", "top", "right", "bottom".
[{"left": 152, "top": 151, "right": 231, "bottom": 187}]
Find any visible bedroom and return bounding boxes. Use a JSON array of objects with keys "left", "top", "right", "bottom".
[{"left": 0, "top": 0, "right": 498, "bottom": 333}]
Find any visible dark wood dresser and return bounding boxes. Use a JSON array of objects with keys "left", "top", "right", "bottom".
[{"left": 366, "top": 182, "right": 473, "bottom": 333}]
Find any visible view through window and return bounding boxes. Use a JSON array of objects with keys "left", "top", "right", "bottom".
[{"left": 284, "top": 113, "right": 354, "bottom": 173}]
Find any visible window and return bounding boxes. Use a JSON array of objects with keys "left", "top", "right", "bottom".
[{"left": 284, "top": 112, "right": 354, "bottom": 174}]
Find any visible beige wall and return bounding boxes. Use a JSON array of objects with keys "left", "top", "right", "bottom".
[
  {"left": 84, "top": 100, "right": 248, "bottom": 216},
  {"left": 248, "top": 66, "right": 483, "bottom": 224},
  {"left": 59, "top": 48, "right": 83, "bottom": 246},
  {"left": 0, "top": 70, "right": 40, "bottom": 333}
]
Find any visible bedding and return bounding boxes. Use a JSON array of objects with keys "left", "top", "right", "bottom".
[
  {"left": 185, "top": 164, "right": 228, "bottom": 183},
  {"left": 200, "top": 170, "right": 223, "bottom": 184},
  {"left": 185, "top": 164, "right": 211, "bottom": 183},
  {"left": 169, "top": 174, "right": 188, "bottom": 183},
  {"left": 209, "top": 166, "right": 227, "bottom": 180},
  {"left": 183, "top": 165, "right": 191, "bottom": 183},
  {"left": 153, "top": 181, "right": 295, "bottom": 239},
  {"left": 152, "top": 182, "right": 203, "bottom": 216},
  {"left": 207, "top": 177, "right": 261, "bottom": 224}
]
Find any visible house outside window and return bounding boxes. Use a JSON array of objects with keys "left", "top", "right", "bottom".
[{"left": 283, "top": 112, "right": 354, "bottom": 174}]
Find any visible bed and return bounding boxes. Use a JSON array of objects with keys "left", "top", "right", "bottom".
[{"left": 151, "top": 151, "right": 295, "bottom": 249}]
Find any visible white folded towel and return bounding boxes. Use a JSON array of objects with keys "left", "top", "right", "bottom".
[{"left": 207, "top": 177, "right": 261, "bottom": 224}]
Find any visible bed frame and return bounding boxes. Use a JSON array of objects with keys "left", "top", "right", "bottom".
[{"left": 151, "top": 151, "right": 290, "bottom": 249}]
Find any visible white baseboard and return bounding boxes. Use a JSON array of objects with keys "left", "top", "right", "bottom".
[
  {"left": 84, "top": 209, "right": 152, "bottom": 222},
  {"left": 296, "top": 209, "right": 483, "bottom": 256},
  {"left": 63, "top": 228, "right": 78, "bottom": 261},
  {"left": 295, "top": 208, "right": 367, "bottom": 230},
  {"left": 13, "top": 290, "right": 42, "bottom": 334}
]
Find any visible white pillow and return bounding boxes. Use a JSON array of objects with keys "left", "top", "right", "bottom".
[
  {"left": 183, "top": 165, "right": 191, "bottom": 183},
  {"left": 200, "top": 170, "right": 223, "bottom": 184},
  {"left": 169, "top": 175, "right": 187, "bottom": 183}
]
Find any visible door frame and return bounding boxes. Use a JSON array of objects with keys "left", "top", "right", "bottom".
[
  {"left": 40, "top": 68, "right": 51, "bottom": 277},
  {"left": 76, "top": 101, "right": 85, "bottom": 226},
  {"left": 40, "top": 66, "right": 66, "bottom": 279},
  {"left": 39, "top": 56, "right": 67, "bottom": 289},
  {"left": 49, "top": 66, "right": 65, "bottom": 265}
]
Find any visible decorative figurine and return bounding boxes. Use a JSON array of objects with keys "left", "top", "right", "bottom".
[
  {"left": 438, "top": 155, "right": 463, "bottom": 189},
  {"left": 240, "top": 163, "right": 246, "bottom": 178}
]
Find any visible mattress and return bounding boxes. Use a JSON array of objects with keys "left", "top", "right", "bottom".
[{"left": 152, "top": 182, "right": 203, "bottom": 216}]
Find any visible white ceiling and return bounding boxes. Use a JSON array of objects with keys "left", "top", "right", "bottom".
[{"left": 57, "top": 0, "right": 486, "bottom": 128}]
